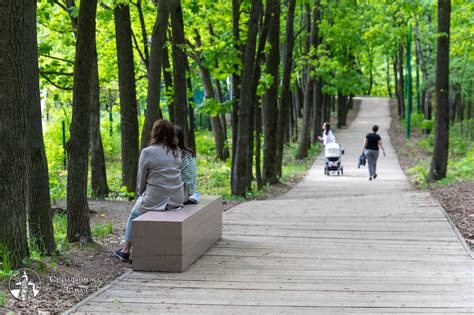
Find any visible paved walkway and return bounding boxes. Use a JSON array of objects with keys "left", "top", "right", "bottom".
[{"left": 68, "top": 98, "right": 473, "bottom": 314}]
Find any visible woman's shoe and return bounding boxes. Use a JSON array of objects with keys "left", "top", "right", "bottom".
[
  {"left": 369, "top": 176, "right": 372, "bottom": 181},
  {"left": 113, "top": 249, "right": 129, "bottom": 262},
  {"left": 373, "top": 174, "right": 378, "bottom": 179}
]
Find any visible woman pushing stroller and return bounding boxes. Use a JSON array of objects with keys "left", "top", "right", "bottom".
[{"left": 317, "top": 122, "right": 336, "bottom": 145}]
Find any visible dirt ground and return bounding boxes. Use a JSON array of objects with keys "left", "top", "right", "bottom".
[
  {"left": 388, "top": 99, "right": 473, "bottom": 250},
  {"left": 0, "top": 102, "right": 361, "bottom": 314}
]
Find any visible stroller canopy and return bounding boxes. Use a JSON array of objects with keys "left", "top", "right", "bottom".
[{"left": 325, "top": 143, "right": 342, "bottom": 158}]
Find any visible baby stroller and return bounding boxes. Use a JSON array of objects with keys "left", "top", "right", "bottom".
[{"left": 324, "top": 142, "right": 343, "bottom": 176}]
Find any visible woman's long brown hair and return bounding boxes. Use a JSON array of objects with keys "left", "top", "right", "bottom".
[{"left": 149, "top": 119, "right": 179, "bottom": 157}]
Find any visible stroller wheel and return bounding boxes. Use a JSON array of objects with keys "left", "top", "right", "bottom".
[{"left": 341, "top": 167, "right": 344, "bottom": 175}]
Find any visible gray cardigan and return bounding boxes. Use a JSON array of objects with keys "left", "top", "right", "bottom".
[{"left": 133, "top": 144, "right": 184, "bottom": 214}]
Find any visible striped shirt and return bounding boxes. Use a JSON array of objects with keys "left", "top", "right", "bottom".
[{"left": 181, "top": 151, "right": 197, "bottom": 195}]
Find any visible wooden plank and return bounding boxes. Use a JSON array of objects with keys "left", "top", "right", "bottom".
[
  {"left": 94, "top": 289, "right": 474, "bottom": 308},
  {"left": 116, "top": 279, "right": 474, "bottom": 293},
  {"left": 73, "top": 303, "right": 474, "bottom": 314},
  {"left": 127, "top": 271, "right": 474, "bottom": 285}
]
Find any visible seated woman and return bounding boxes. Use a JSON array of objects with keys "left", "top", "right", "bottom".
[
  {"left": 114, "top": 119, "right": 184, "bottom": 262},
  {"left": 175, "top": 126, "right": 200, "bottom": 204}
]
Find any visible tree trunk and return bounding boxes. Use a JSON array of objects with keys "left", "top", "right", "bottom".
[
  {"left": 386, "top": 56, "right": 392, "bottom": 98},
  {"left": 192, "top": 33, "right": 228, "bottom": 160},
  {"left": 170, "top": 0, "right": 189, "bottom": 144},
  {"left": 296, "top": 0, "right": 320, "bottom": 160},
  {"left": 232, "top": 0, "right": 262, "bottom": 196},
  {"left": 302, "top": 2, "right": 311, "bottom": 88},
  {"left": 255, "top": 97, "right": 263, "bottom": 190},
  {"left": 393, "top": 52, "right": 400, "bottom": 106},
  {"left": 114, "top": 3, "right": 139, "bottom": 195},
  {"left": 343, "top": 94, "right": 349, "bottom": 126},
  {"left": 297, "top": 81, "right": 313, "bottom": 160},
  {"left": 197, "top": 67, "right": 229, "bottom": 160},
  {"left": 292, "top": 88, "right": 299, "bottom": 140},
  {"left": 337, "top": 91, "right": 344, "bottom": 129},
  {"left": 162, "top": 36, "right": 174, "bottom": 122},
  {"left": 429, "top": 0, "right": 451, "bottom": 182},
  {"left": 262, "top": 0, "right": 280, "bottom": 185},
  {"left": 244, "top": 0, "right": 270, "bottom": 191},
  {"left": 66, "top": 0, "right": 97, "bottom": 243},
  {"left": 231, "top": 0, "right": 242, "bottom": 190},
  {"left": 398, "top": 43, "right": 405, "bottom": 119},
  {"left": 454, "top": 84, "right": 463, "bottom": 123},
  {"left": 23, "top": 0, "right": 56, "bottom": 256},
  {"left": 322, "top": 92, "right": 331, "bottom": 123},
  {"left": 140, "top": 0, "right": 169, "bottom": 150},
  {"left": 185, "top": 57, "right": 196, "bottom": 152},
  {"left": 136, "top": 0, "right": 150, "bottom": 67},
  {"left": 276, "top": 0, "right": 296, "bottom": 176},
  {"left": 215, "top": 80, "right": 228, "bottom": 142},
  {"left": 414, "top": 20, "right": 426, "bottom": 112},
  {"left": 90, "top": 42, "right": 109, "bottom": 198},
  {"left": 312, "top": 79, "right": 323, "bottom": 142}
]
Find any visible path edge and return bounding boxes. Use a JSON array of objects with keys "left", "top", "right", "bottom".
[
  {"left": 63, "top": 268, "right": 133, "bottom": 314},
  {"left": 433, "top": 198, "right": 474, "bottom": 259}
]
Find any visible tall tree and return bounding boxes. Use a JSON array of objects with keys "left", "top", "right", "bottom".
[
  {"left": 170, "top": 0, "right": 189, "bottom": 143},
  {"left": 0, "top": 0, "right": 30, "bottom": 266},
  {"left": 276, "top": 0, "right": 296, "bottom": 176},
  {"left": 262, "top": 0, "right": 280, "bottom": 185},
  {"left": 297, "top": 0, "right": 320, "bottom": 160},
  {"left": 190, "top": 35, "right": 229, "bottom": 161},
  {"left": 397, "top": 42, "right": 405, "bottom": 119},
  {"left": 90, "top": 37, "right": 109, "bottom": 198},
  {"left": 162, "top": 37, "right": 174, "bottom": 122},
  {"left": 230, "top": 0, "right": 242, "bottom": 187},
  {"left": 140, "top": 0, "right": 170, "bottom": 150},
  {"left": 25, "top": 0, "right": 56, "bottom": 254},
  {"left": 185, "top": 57, "right": 196, "bottom": 153},
  {"left": 429, "top": 0, "right": 451, "bottom": 181},
  {"left": 66, "top": 0, "right": 98, "bottom": 242},
  {"left": 414, "top": 13, "right": 433, "bottom": 130},
  {"left": 232, "top": 0, "right": 262, "bottom": 196},
  {"left": 114, "top": 2, "right": 139, "bottom": 194}
]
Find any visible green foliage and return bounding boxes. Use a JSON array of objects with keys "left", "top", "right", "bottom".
[
  {"left": 195, "top": 98, "right": 231, "bottom": 116},
  {"left": 91, "top": 222, "right": 114, "bottom": 239},
  {"left": 53, "top": 213, "right": 69, "bottom": 253},
  {"left": 195, "top": 131, "right": 232, "bottom": 197},
  {"left": 0, "top": 244, "right": 13, "bottom": 280},
  {"left": 0, "top": 290, "right": 6, "bottom": 307},
  {"left": 406, "top": 120, "right": 474, "bottom": 187},
  {"left": 28, "top": 237, "right": 44, "bottom": 262}
]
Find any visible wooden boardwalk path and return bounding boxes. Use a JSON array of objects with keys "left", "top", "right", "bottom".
[{"left": 68, "top": 98, "right": 473, "bottom": 314}]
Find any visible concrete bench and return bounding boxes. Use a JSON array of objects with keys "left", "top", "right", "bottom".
[{"left": 132, "top": 196, "right": 222, "bottom": 272}]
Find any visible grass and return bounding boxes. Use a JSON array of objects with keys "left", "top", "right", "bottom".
[
  {"left": 0, "top": 290, "right": 6, "bottom": 307},
  {"left": 0, "top": 244, "right": 13, "bottom": 280},
  {"left": 91, "top": 222, "right": 114, "bottom": 239},
  {"left": 53, "top": 213, "right": 69, "bottom": 253},
  {"left": 396, "top": 113, "right": 474, "bottom": 188},
  {"left": 53, "top": 213, "right": 114, "bottom": 251}
]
